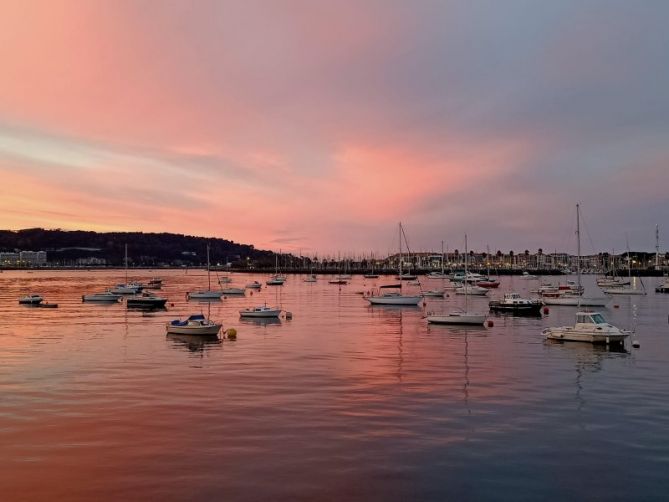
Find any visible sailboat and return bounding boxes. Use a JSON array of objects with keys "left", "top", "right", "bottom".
[
  {"left": 267, "top": 253, "right": 286, "bottom": 285},
  {"left": 366, "top": 223, "right": 422, "bottom": 305},
  {"left": 541, "top": 205, "right": 608, "bottom": 307},
  {"left": 427, "top": 234, "right": 487, "bottom": 325},
  {"left": 596, "top": 252, "right": 630, "bottom": 288},
  {"left": 363, "top": 255, "right": 379, "bottom": 278},
  {"left": 601, "top": 240, "right": 646, "bottom": 295},
  {"left": 428, "top": 241, "right": 450, "bottom": 278},
  {"left": 304, "top": 261, "right": 317, "bottom": 282},
  {"left": 187, "top": 245, "right": 223, "bottom": 299},
  {"left": 110, "top": 244, "right": 143, "bottom": 294}
]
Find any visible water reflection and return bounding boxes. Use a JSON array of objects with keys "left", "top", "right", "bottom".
[
  {"left": 239, "top": 317, "right": 282, "bottom": 327},
  {"left": 166, "top": 333, "right": 222, "bottom": 353}
]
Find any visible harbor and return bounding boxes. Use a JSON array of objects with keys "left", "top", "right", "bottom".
[{"left": 1, "top": 268, "right": 669, "bottom": 500}]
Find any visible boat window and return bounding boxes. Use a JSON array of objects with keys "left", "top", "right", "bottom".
[{"left": 591, "top": 313, "right": 606, "bottom": 324}]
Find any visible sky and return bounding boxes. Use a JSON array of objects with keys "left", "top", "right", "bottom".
[{"left": 1, "top": 0, "right": 668, "bottom": 256}]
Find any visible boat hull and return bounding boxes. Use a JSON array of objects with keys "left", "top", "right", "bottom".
[
  {"left": 188, "top": 291, "right": 223, "bottom": 299},
  {"left": 366, "top": 295, "right": 422, "bottom": 305},
  {"left": 602, "top": 288, "right": 646, "bottom": 295},
  {"left": 541, "top": 296, "right": 609, "bottom": 307},
  {"left": 489, "top": 302, "right": 543, "bottom": 315},
  {"left": 427, "top": 313, "right": 486, "bottom": 325},
  {"left": 82, "top": 294, "right": 121, "bottom": 303},
  {"left": 166, "top": 324, "right": 221, "bottom": 336},
  {"left": 543, "top": 328, "right": 628, "bottom": 345},
  {"left": 239, "top": 310, "right": 281, "bottom": 318},
  {"left": 127, "top": 298, "right": 167, "bottom": 308}
]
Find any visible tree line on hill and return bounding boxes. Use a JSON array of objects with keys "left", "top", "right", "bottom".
[{"left": 0, "top": 228, "right": 280, "bottom": 267}]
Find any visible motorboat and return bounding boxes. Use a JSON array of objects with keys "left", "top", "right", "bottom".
[
  {"left": 427, "top": 310, "right": 487, "bottom": 325},
  {"left": 239, "top": 305, "right": 282, "bottom": 318},
  {"left": 543, "top": 311, "right": 629, "bottom": 345},
  {"left": 489, "top": 293, "right": 542, "bottom": 315},
  {"left": 82, "top": 291, "right": 122, "bottom": 303},
  {"left": 221, "top": 287, "right": 245, "bottom": 295},
  {"left": 656, "top": 278, "right": 669, "bottom": 293},
  {"left": 127, "top": 292, "right": 168, "bottom": 309},
  {"left": 19, "top": 294, "right": 43, "bottom": 305},
  {"left": 245, "top": 281, "right": 262, "bottom": 289},
  {"left": 476, "top": 278, "right": 500, "bottom": 288},
  {"left": 455, "top": 284, "right": 489, "bottom": 296},
  {"left": 166, "top": 314, "right": 222, "bottom": 336}
]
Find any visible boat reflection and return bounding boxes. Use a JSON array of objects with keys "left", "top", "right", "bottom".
[
  {"left": 239, "top": 317, "right": 282, "bottom": 327},
  {"left": 166, "top": 333, "right": 222, "bottom": 353}
]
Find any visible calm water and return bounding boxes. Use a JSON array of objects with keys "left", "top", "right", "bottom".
[{"left": 1, "top": 270, "right": 668, "bottom": 501}]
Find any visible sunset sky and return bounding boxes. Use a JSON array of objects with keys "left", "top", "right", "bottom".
[{"left": 1, "top": 0, "right": 668, "bottom": 255}]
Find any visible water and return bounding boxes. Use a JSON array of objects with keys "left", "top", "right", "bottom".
[{"left": 1, "top": 270, "right": 668, "bottom": 501}]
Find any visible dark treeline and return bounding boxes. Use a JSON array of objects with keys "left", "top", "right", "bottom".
[{"left": 0, "top": 228, "right": 279, "bottom": 267}]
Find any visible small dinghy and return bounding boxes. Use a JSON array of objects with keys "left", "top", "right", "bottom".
[{"left": 166, "top": 314, "right": 222, "bottom": 336}]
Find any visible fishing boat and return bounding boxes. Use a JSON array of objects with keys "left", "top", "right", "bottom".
[
  {"left": 82, "top": 291, "right": 122, "bottom": 303},
  {"left": 366, "top": 223, "right": 422, "bottom": 306},
  {"left": 127, "top": 292, "right": 168, "bottom": 309},
  {"left": 245, "top": 281, "right": 262, "bottom": 289},
  {"left": 187, "top": 244, "right": 223, "bottom": 300},
  {"left": 19, "top": 294, "right": 43, "bottom": 305},
  {"left": 427, "top": 234, "right": 487, "bottom": 325},
  {"left": 166, "top": 314, "right": 222, "bottom": 336},
  {"left": 239, "top": 304, "right": 282, "bottom": 318},
  {"left": 110, "top": 244, "right": 144, "bottom": 294},
  {"left": 489, "top": 293, "right": 543, "bottom": 315},
  {"left": 543, "top": 311, "right": 629, "bottom": 345}
]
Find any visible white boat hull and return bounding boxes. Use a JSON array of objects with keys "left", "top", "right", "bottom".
[
  {"left": 366, "top": 295, "right": 422, "bottom": 305},
  {"left": 542, "top": 296, "right": 609, "bottom": 306},
  {"left": 239, "top": 309, "right": 282, "bottom": 318},
  {"left": 166, "top": 324, "right": 222, "bottom": 336},
  {"left": 455, "top": 287, "right": 488, "bottom": 296},
  {"left": 543, "top": 327, "right": 628, "bottom": 344},
  {"left": 602, "top": 288, "right": 646, "bottom": 295},
  {"left": 188, "top": 291, "right": 223, "bottom": 299}
]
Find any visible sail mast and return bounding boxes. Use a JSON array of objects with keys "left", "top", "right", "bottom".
[
  {"left": 441, "top": 240, "right": 445, "bottom": 275},
  {"left": 125, "top": 243, "right": 128, "bottom": 283},
  {"left": 576, "top": 204, "right": 581, "bottom": 291},
  {"left": 464, "top": 234, "right": 469, "bottom": 312},
  {"left": 399, "top": 222, "right": 403, "bottom": 279},
  {"left": 207, "top": 244, "right": 211, "bottom": 290}
]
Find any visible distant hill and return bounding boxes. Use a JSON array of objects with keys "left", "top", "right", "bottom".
[{"left": 0, "top": 228, "right": 279, "bottom": 267}]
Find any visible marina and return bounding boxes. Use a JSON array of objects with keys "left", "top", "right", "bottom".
[{"left": 2, "top": 268, "right": 668, "bottom": 500}]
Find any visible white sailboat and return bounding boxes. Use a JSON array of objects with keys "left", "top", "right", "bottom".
[
  {"left": 110, "top": 244, "right": 143, "bottom": 294},
  {"left": 427, "top": 234, "right": 487, "bottom": 325},
  {"left": 267, "top": 253, "right": 286, "bottom": 285},
  {"left": 366, "top": 223, "right": 422, "bottom": 306},
  {"left": 187, "top": 245, "right": 223, "bottom": 299},
  {"left": 541, "top": 205, "right": 608, "bottom": 307},
  {"left": 602, "top": 240, "right": 646, "bottom": 295}
]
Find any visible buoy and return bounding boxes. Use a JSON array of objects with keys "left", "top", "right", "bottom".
[
  {"left": 170, "top": 303, "right": 175, "bottom": 307},
  {"left": 423, "top": 301, "right": 427, "bottom": 307},
  {"left": 285, "top": 311, "right": 293, "bottom": 319},
  {"left": 250, "top": 291, "right": 253, "bottom": 295},
  {"left": 543, "top": 306, "right": 549, "bottom": 315},
  {"left": 487, "top": 320, "right": 494, "bottom": 327},
  {"left": 226, "top": 328, "right": 237, "bottom": 340},
  {"left": 614, "top": 304, "right": 619, "bottom": 309},
  {"left": 223, "top": 296, "right": 227, "bottom": 300},
  {"left": 632, "top": 340, "right": 640, "bottom": 348}
]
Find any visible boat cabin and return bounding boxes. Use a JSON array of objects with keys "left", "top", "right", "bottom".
[{"left": 576, "top": 312, "right": 607, "bottom": 325}]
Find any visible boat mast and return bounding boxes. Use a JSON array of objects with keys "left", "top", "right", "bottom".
[
  {"left": 656, "top": 224, "right": 660, "bottom": 270},
  {"left": 576, "top": 204, "right": 581, "bottom": 292},
  {"left": 398, "top": 222, "right": 403, "bottom": 280},
  {"left": 125, "top": 243, "right": 128, "bottom": 283},
  {"left": 441, "top": 240, "right": 445, "bottom": 275},
  {"left": 464, "top": 234, "right": 469, "bottom": 312},
  {"left": 207, "top": 244, "right": 211, "bottom": 290}
]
